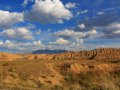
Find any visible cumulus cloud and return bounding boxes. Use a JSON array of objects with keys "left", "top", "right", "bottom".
[
  {"left": 50, "top": 29, "right": 97, "bottom": 51},
  {"left": 35, "top": 29, "right": 41, "bottom": 35},
  {"left": 78, "top": 23, "right": 85, "bottom": 29},
  {"left": 85, "top": 30, "right": 97, "bottom": 37},
  {"left": 0, "top": 40, "right": 45, "bottom": 51},
  {"left": 65, "top": 2, "right": 76, "bottom": 9},
  {"left": 101, "top": 22, "right": 120, "bottom": 38},
  {"left": 49, "top": 38, "right": 70, "bottom": 45},
  {"left": 24, "top": 0, "right": 73, "bottom": 24},
  {"left": 47, "top": 37, "right": 84, "bottom": 51},
  {"left": 113, "top": 30, "right": 120, "bottom": 34},
  {"left": 97, "top": 11, "right": 104, "bottom": 15},
  {"left": 0, "top": 10, "right": 23, "bottom": 28},
  {"left": 68, "top": 38, "right": 84, "bottom": 51},
  {"left": 22, "top": 0, "right": 34, "bottom": 7},
  {"left": 0, "top": 39, "right": 84, "bottom": 52},
  {"left": 54, "top": 29, "right": 97, "bottom": 38},
  {"left": 0, "top": 27, "right": 34, "bottom": 40},
  {"left": 47, "top": 41, "right": 84, "bottom": 51}
]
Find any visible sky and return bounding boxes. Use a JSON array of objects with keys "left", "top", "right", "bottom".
[{"left": 0, "top": 0, "right": 120, "bottom": 53}]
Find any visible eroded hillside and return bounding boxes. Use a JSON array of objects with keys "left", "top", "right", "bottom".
[
  {"left": 0, "top": 48, "right": 120, "bottom": 61},
  {"left": 0, "top": 48, "right": 120, "bottom": 90}
]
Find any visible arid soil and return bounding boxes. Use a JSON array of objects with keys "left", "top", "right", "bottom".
[{"left": 0, "top": 48, "right": 120, "bottom": 90}]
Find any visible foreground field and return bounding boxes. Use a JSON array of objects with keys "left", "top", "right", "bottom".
[{"left": 0, "top": 59, "right": 120, "bottom": 90}]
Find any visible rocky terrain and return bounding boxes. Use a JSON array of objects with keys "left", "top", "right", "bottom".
[
  {"left": 0, "top": 48, "right": 120, "bottom": 61},
  {"left": 0, "top": 48, "right": 120, "bottom": 90},
  {"left": 28, "top": 48, "right": 120, "bottom": 61}
]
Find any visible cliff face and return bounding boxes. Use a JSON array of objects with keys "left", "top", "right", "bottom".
[{"left": 0, "top": 48, "right": 120, "bottom": 61}]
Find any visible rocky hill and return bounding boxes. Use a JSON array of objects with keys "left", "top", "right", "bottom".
[
  {"left": 26, "top": 48, "right": 120, "bottom": 61},
  {"left": 0, "top": 48, "right": 120, "bottom": 61},
  {"left": 32, "top": 49, "right": 67, "bottom": 54}
]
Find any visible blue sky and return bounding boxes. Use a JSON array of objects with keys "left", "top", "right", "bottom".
[{"left": 0, "top": 0, "right": 120, "bottom": 53}]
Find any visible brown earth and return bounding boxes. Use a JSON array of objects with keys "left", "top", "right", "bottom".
[
  {"left": 0, "top": 48, "right": 120, "bottom": 90},
  {"left": 24, "top": 48, "right": 120, "bottom": 61},
  {"left": 0, "top": 52, "right": 22, "bottom": 61},
  {"left": 0, "top": 48, "right": 120, "bottom": 61},
  {"left": 0, "top": 60, "right": 120, "bottom": 90}
]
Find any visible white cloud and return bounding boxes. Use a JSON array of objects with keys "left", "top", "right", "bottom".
[
  {"left": 35, "top": 29, "right": 41, "bottom": 35},
  {"left": 80, "top": 10, "right": 88, "bottom": 14},
  {"left": 24, "top": 0, "right": 73, "bottom": 24},
  {"left": 67, "top": 38, "right": 84, "bottom": 51},
  {"left": 0, "top": 10, "right": 23, "bottom": 28},
  {"left": 107, "top": 22, "right": 120, "bottom": 29},
  {"left": 0, "top": 40, "right": 18, "bottom": 50},
  {"left": 49, "top": 38, "right": 70, "bottom": 45},
  {"left": 0, "top": 40, "right": 45, "bottom": 51},
  {"left": 76, "top": 38, "right": 84, "bottom": 44},
  {"left": 0, "top": 39, "right": 83, "bottom": 52},
  {"left": 0, "top": 41, "right": 3, "bottom": 46},
  {"left": 47, "top": 38, "right": 84, "bottom": 51},
  {"left": 76, "top": 10, "right": 88, "bottom": 17},
  {"left": 78, "top": 23, "right": 85, "bottom": 29},
  {"left": 22, "top": 0, "right": 34, "bottom": 7},
  {"left": 51, "top": 29, "right": 97, "bottom": 51},
  {"left": 54, "top": 29, "right": 97, "bottom": 38},
  {"left": 0, "top": 27, "right": 34, "bottom": 40},
  {"left": 65, "top": 2, "right": 76, "bottom": 9},
  {"left": 85, "top": 29, "right": 97, "bottom": 36},
  {"left": 54, "top": 29, "right": 83, "bottom": 37},
  {"left": 100, "top": 22, "right": 120, "bottom": 38},
  {"left": 97, "top": 11, "right": 104, "bottom": 15},
  {"left": 113, "top": 30, "right": 120, "bottom": 34}
]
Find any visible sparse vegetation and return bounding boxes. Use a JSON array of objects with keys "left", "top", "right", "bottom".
[
  {"left": 0, "top": 60, "right": 120, "bottom": 90},
  {"left": 0, "top": 48, "right": 120, "bottom": 90},
  {"left": 63, "top": 71, "right": 120, "bottom": 90}
]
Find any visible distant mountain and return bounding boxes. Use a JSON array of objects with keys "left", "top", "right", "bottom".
[{"left": 32, "top": 49, "right": 68, "bottom": 54}]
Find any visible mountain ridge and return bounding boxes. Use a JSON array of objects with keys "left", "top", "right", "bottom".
[{"left": 32, "top": 49, "right": 68, "bottom": 54}]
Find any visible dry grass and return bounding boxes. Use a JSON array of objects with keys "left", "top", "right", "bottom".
[{"left": 0, "top": 60, "right": 120, "bottom": 90}]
